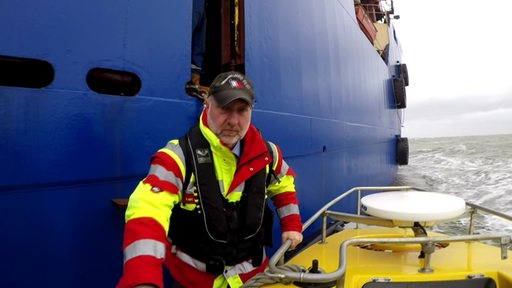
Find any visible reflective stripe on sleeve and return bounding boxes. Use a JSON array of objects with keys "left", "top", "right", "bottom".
[
  {"left": 159, "top": 140, "right": 187, "bottom": 182},
  {"left": 148, "top": 164, "right": 182, "bottom": 191},
  {"left": 277, "top": 161, "right": 290, "bottom": 178},
  {"left": 123, "top": 239, "right": 166, "bottom": 264},
  {"left": 277, "top": 203, "right": 300, "bottom": 218},
  {"left": 163, "top": 140, "right": 185, "bottom": 162}
]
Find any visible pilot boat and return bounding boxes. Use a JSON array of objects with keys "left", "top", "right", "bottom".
[{"left": 244, "top": 186, "right": 512, "bottom": 288}]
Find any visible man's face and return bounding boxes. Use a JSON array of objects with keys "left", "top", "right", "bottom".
[{"left": 206, "top": 97, "right": 252, "bottom": 149}]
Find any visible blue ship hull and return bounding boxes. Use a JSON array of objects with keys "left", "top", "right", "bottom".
[{"left": 0, "top": 0, "right": 407, "bottom": 286}]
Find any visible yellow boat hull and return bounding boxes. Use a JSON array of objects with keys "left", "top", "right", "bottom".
[{"left": 266, "top": 227, "right": 512, "bottom": 287}]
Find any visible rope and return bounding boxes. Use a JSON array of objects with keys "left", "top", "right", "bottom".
[{"left": 241, "top": 264, "right": 305, "bottom": 288}]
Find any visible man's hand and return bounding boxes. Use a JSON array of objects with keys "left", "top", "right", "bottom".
[{"left": 281, "top": 231, "right": 303, "bottom": 250}]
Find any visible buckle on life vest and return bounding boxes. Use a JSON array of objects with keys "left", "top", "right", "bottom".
[{"left": 206, "top": 256, "right": 225, "bottom": 275}]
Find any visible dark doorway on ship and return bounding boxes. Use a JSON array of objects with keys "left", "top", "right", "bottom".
[
  {"left": 202, "top": 0, "right": 246, "bottom": 83},
  {"left": 185, "top": 0, "right": 246, "bottom": 100}
]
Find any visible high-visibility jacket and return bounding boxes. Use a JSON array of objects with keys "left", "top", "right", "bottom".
[
  {"left": 117, "top": 111, "right": 302, "bottom": 288},
  {"left": 168, "top": 123, "right": 272, "bottom": 271}
]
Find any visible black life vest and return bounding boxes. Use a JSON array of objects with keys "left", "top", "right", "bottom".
[{"left": 168, "top": 124, "right": 274, "bottom": 270}]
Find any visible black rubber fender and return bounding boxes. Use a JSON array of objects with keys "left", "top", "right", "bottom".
[
  {"left": 393, "top": 77, "right": 407, "bottom": 109},
  {"left": 396, "top": 137, "right": 409, "bottom": 165},
  {"left": 400, "top": 63, "right": 409, "bottom": 86}
]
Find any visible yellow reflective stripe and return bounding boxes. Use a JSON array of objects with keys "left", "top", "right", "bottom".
[
  {"left": 123, "top": 239, "right": 166, "bottom": 264},
  {"left": 125, "top": 182, "right": 179, "bottom": 234}
]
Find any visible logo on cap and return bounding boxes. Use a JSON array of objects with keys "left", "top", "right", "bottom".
[
  {"left": 230, "top": 79, "right": 245, "bottom": 89},
  {"left": 208, "top": 71, "right": 254, "bottom": 106}
]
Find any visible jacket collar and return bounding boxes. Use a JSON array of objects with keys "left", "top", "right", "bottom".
[{"left": 199, "top": 110, "right": 267, "bottom": 162}]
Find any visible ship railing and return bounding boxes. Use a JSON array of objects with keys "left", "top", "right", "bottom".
[
  {"left": 358, "top": 2, "right": 387, "bottom": 24},
  {"left": 356, "top": 0, "right": 397, "bottom": 23},
  {"left": 265, "top": 186, "right": 512, "bottom": 288}
]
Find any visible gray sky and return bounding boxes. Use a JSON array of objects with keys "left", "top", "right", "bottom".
[{"left": 392, "top": 0, "right": 512, "bottom": 138}]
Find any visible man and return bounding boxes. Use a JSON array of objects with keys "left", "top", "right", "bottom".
[
  {"left": 185, "top": 0, "right": 208, "bottom": 100},
  {"left": 117, "top": 71, "right": 303, "bottom": 288}
]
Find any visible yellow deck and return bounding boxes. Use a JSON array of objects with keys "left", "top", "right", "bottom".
[{"left": 265, "top": 227, "right": 512, "bottom": 287}]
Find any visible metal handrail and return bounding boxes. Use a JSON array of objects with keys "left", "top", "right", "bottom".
[
  {"left": 267, "top": 186, "right": 512, "bottom": 287},
  {"left": 466, "top": 201, "right": 512, "bottom": 235}
]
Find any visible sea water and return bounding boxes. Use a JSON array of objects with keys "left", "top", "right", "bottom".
[{"left": 395, "top": 134, "right": 512, "bottom": 237}]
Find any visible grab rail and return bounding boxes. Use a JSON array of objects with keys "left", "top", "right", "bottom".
[{"left": 466, "top": 201, "right": 512, "bottom": 235}]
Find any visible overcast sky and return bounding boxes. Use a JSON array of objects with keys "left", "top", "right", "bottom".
[{"left": 392, "top": 0, "right": 512, "bottom": 138}]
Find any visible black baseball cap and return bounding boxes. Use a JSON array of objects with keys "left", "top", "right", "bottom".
[{"left": 208, "top": 71, "right": 254, "bottom": 107}]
